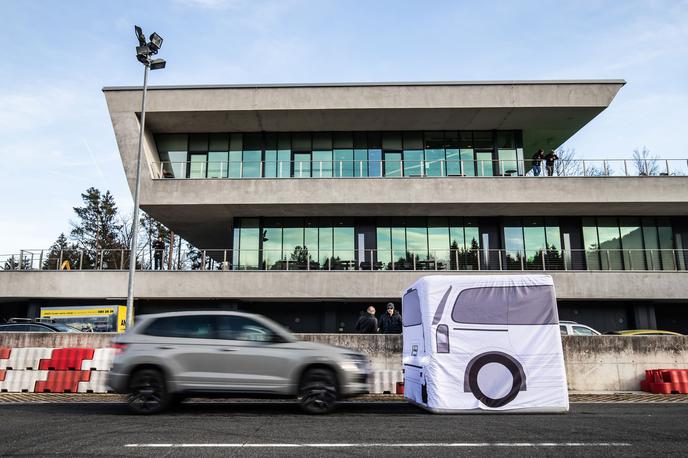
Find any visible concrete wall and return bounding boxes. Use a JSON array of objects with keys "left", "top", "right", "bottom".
[
  {"left": 2, "top": 333, "right": 687, "bottom": 392},
  {"left": 2, "top": 271, "right": 688, "bottom": 301}
]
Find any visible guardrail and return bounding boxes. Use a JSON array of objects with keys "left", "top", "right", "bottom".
[
  {"left": 151, "top": 158, "right": 688, "bottom": 179},
  {"left": 2, "top": 248, "right": 686, "bottom": 272}
]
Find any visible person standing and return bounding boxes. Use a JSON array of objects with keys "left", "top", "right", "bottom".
[
  {"left": 531, "top": 149, "right": 544, "bottom": 176},
  {"left": 153, "top": 235, "right": 165, "bottom": 270},
  {"left": 545, "top": 150, "right": 559, "bottom": 176},
  {"left": 379, "top": 303, "right": 403, "bottom": 334},
  {"left": 355, "top": 306, "right": 378, "bottom": 334}
]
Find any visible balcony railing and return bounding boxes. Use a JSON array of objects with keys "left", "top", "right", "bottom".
[
  {"left": 151, "top": 159, "right": 688, "bottom": 179},
  {"left": 3, "top": 248, "right": 686, "bottom": 272}
]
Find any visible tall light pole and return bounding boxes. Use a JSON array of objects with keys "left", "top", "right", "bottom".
[{"left": 125, "top": 26, "right": 166, "bottom": 330}]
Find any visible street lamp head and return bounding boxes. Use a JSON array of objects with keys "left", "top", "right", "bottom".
[
  {"left": 149, "top": 32, "right": 163, "bottom": 52},
  {"left": 134, "top": 25, "right": 147, "bottom": 47},
  {"left": 149, "top": 58, "right": 166, "bottom": 70}
]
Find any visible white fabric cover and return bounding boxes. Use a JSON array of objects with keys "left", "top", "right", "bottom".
[{"left": 402, "top": 275, "right": 569, "bottom": 413}]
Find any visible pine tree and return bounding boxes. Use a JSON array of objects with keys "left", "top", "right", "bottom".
[
  {"left": 70, "top": 187, "right": 127, "bottom": 269},
  {"left": 43, "top": 233, "right": 80, "bottom": 269}
]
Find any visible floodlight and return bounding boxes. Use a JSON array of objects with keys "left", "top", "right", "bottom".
[
  {"left": 149, "top": 32, "right": 163, "bottom": 52},
  {"left": 134, "top": 25, "right": 147, "bottom": 47},
  {"left": 150, "top": 58, "right": 166, "bottom": 70}
]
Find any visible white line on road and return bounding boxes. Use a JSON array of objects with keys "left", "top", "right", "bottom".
[{"left": 125, "top": 442, "right": 631, "bottom": 448}]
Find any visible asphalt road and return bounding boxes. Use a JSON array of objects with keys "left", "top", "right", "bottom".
[{"left": 1, "top": 401, "right": 687, "bottom": 457}]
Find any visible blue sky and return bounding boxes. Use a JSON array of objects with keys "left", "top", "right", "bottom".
[{"left": 1, "top": 0, "right": 687, "bottom": 253}]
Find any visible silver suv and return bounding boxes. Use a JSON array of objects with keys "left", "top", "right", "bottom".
[{"left": 108, "top": 311, "right": 370, "bottom": 414}]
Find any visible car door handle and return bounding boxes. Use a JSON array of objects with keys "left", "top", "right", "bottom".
[
  {"left": 157, "top": 346, "right": 174, "bottom": 350},
  {"left": 217, "top": 348, "right": 236, "bottom": 352}
]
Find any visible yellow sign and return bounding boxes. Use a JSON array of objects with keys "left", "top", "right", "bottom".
[{"left": 41, "top": 307, "right": 117, "bottom": 317}]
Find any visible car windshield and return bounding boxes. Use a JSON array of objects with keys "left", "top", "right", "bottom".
[
  {"left": 257, "top": 316, "right": 297, "bottom": 342},
  {"left": 48, "top": 322, "right": 81, "bottom": 332}
]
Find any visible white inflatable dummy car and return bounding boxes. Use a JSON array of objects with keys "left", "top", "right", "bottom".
[{"left": 402, "top": 275, "right": 568, "bottom": 413}]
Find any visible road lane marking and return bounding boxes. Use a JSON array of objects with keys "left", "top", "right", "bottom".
[{"left": 125, "top": 442, "right": 631, "bottom": 448}]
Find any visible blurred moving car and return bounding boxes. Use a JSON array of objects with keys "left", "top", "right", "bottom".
[
  {"left": 0, "top": 318, "right": 81, "bottom": 333},
  {"left": 108, "top": 311, "right": 370, "bottom": 414},
  {"left": 559, "top": 320, "right": 601, "bottom": 336},
  {"left": 606, "top": 329, "right": 683, "bottom": 336}
]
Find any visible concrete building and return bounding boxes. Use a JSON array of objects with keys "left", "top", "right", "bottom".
[{"left": 3, "top": 80, "right": 688, "bottom": 333}]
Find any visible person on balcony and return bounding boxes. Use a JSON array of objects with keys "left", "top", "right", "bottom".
[
  {"left": 153, "top": 236, "right": 165, "bottom": 270},
  {"left": 355, "top": 306, "right": 378, "bottom": 334},
  {"left": 545, "top": 150, "right": 559, "bottom": 176},
  {"left": 379, "top": 303, "right": 403, "bottom": 334},
  {"left": 531, "top": 149, "right": 544, "bottom": 176}
]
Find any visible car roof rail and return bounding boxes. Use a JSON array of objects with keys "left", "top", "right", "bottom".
[{"left": 8, "top": 317, "right": 33, "bottom": 323}]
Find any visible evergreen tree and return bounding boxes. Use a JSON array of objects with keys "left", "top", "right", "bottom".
[
  {"left": 70, "top": 187, "right": 127, "bottom": 269},
  {"left": 43, "top": 233, "right": 80, "bottom": 269}
]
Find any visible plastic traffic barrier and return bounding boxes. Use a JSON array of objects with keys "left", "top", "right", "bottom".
[
  {"left": 0, "top": 348, "right": 54, "bottom": 370},
  {"left": 38, "top": 348, "right": 95, "bottom": 371},
  {"left": 34, "top": 371, "right": 92, "bottom": 393},
  {"left": 641, "top": 369, "right": 688, "bottom": 394},
  {"left": 80, "top": 348, "right": 116, "bottom": 371},
  {"left": 369, "top": 370, "right": 403, "bottom": 394}
]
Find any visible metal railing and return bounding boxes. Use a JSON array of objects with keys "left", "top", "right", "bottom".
[
  {"left": 151, "top": 159, "right": 688, "bottom": 179},
  {"left": 2, "top": 248, "right": 686, "bottom": 272}
]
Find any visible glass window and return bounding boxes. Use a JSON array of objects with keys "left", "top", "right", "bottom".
[
  {"left": 264, "top": 150, "right": 278, "bottom": 178},
  {"left": 498, "top": 149, "right": 518, "bottom": 176},
  {"left": 403, "top": 150, "right": 423, "bottom": 177},
  {"left": 333, "top": 224, "right": 355, "bottom": 267},
  {"left": 228, "top": 150, "right": 242, "bottom": 178},
  {"left": 368, "top": 149, "right": 382, "bottom": 177},
  {"left": 402, "top": 289, "right": 422, "bottom": 327},
  {"left": 262, "top": 221, "right": 283, "bottom": 269},
  {"left": 460, "top": 149, "right": 475, "bottom": 176},
  {"left": 333, "top": 132, "right": 353, "bottom": 149},
  {"left": 144, "top": 315, "right": 215, "bottom": 339},
  {"left": 425, "top": 149, "right": 445, "bottom": 177},
  {"left": 582, "top": 217, "right": 601, "bottom": 270},
  {"left": 573, "top": 326, "right": 595, "bottom": 336},
  {"left": 292, "top": 132, "right": 311, "bottom": 151},
  {"left": 277, "top": 149, "right": 291, "bottom": 178},
  {"left": 216, "top": 315, "right": 275, "bottom": 342},
  {"left": 503, "top": 219, "right": 524, "bottom": 270},
  {"left": 428, "top": 217, "right": 449, "bottom": 269},
  {"left": 384, "top": 152, "right": 402, "bottom": 177},
  {"left": 354, "top": 149, "right": 368, "bottom": 177},
  {"left": 208, "top": 133, "right": 229, "bottom": 151},
  {"left": 658, "top": 218, "right": 675, "bottom": 270},
  {"left": 523, "top": 217, "right": 546, "bottom": 269},
  {"left": 642, "top": 218, "right": 661, "bottom": 270},
  {"left": 312, "top": 150, "right": 333, "bottom": 177},
  {"left": 403, "top": 132, "right": 424, "bottom": 150},
  {"left": 207, "top": 151, "right": 228, "bottom": 178},
  {"left": 376, "top": 225, "right": 392, "bottom": 268},
  {"left": 597, "top": 217, "right": 623, "bottom": 269},
  {"left": 283, "top": 222, "right": 304, "bottom": 261},
  {"left": 293, "top": 152, "right": 311, "bottom": 177},
  {"left": 406, "top": 218, "right": 428, "bottom": 263},
  {"left": 334, "top": 149, "right": 353, "bottom": 177},
  {"left": 189, "top": 153, "right": 207, "bottom": 178},
  {"left": 391, "top": 223, "right": 406, "bottom": 265},
  {"left": 476, "top": 151, "right": 493, "bottom": 177},
  {"left": 238, "top": 218, "right": 260, "bottom": 269},
  {"left": 156, "top": 134, "right": 188, "bottom": 178},
  {"left": 446, "top": 148, "right": 461, "bottom": 176},
  {"left": 319, "top": 222, "right": 333, "bottom": 268},
  {"left": 452, "top": 287, "right": 508, "bottom": 325},
  {"left": 382, "top": 132, "right": 402, "bottom": 151},
  {"left": 560, "top": 325, "right": 568, "bottom": 335},
  {"left": 620, "top": 217, "right": 645, "bottom": 270}
]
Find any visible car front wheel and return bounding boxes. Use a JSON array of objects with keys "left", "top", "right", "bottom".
[
  {"left": 127, "top": 368, "right": 170, "bottom": 414},
  {"left": 298, "top": 368, "right": 338, "bottom": 414}
]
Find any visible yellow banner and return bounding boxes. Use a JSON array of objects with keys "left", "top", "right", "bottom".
[{"left": 40, "top": 307, "right": 117, "bottom": 317}]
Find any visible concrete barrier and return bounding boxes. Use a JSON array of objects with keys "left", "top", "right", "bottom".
[{"left": 2, "top": 333, "right": 687, "bottom": 392}]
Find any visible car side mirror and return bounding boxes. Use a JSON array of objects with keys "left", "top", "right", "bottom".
[{"left": 270, "top": 333, "right": 286, "bottom": 344}]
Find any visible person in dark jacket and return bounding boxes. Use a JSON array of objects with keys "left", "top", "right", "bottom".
[
  {"left": 355, "top": 306, "right": 378, "bottom": 334},
  {"left": 531, "top": 149, "right": 544, "bottom": 176},
  {"left": 153, "top": 236, "right": 165, "bottom": 270},
  {"left": 379, "top": 303, "right": 403, "bottom": 334},
  {"left": 545, "top": 150, "right": 559, "bottom": 176}
]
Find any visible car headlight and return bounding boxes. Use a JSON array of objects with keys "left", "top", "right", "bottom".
[{"left": 341, "top": 353, "right": 370, "bottom": 372}]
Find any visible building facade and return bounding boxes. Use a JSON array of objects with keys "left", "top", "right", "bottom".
[{"left": 3, "top": 80, "right": 688, "bottom": 333}]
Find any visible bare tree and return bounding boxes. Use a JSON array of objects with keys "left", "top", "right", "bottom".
[
  {"left": 632, "top": 147, "right": 660, "bottom": 176},
  {"left": 553, "top": 148, "right": 582, "bottom": 176}
]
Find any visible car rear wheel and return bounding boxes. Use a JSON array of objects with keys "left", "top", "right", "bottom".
[
  {"left": 127, "top": 368, "right": 170, "bottom": 414},
  {"left": 467, "top": 353, "right": 523, "bottom": 408},
  {"left": 298, "top": 368, "right": 338, "bottom": 414}
]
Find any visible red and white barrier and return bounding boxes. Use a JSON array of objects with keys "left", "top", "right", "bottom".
[{"left": 0, "top": 346, "right": 401, "bottom": 394}]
